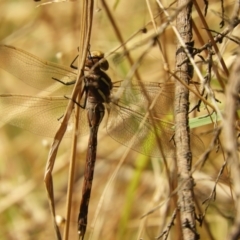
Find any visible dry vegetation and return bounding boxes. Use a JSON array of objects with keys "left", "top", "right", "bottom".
[{"left": 0, "top": 0, "right": 240, "bottom": 240}]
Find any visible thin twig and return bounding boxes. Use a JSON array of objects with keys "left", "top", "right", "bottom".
[{"left": 156, "top": 208, "right": 178, "bottom": 239}]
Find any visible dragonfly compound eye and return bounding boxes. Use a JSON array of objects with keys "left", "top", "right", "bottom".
[
  {"left": 88, "top": 50, "right": 109, "bottom": 71},
  {"left": 99, "top": 58, "right": 109, "bottom": 71}
]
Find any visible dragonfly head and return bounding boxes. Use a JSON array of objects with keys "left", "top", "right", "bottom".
[{"left": 86, "top": 50, "right": 109, "bottom": 71}]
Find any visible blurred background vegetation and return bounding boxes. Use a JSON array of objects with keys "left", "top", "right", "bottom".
[{"left": 0, "top": 0, "right": 238, "bottom": 239}]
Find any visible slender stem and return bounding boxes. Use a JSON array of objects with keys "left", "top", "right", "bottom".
[
  {"left": 63, "top": 93, "right": 81, "bottom": 240},
  {"left": 175, "top": 0, "right": 198, "bottom": 239}
]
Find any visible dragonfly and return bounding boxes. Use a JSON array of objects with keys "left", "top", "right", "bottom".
[{"left": 0, "top": 45, "right": 203, "bottom": 238}]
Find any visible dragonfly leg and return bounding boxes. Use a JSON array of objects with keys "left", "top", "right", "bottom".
[
  {"left": 70, "top": 54, "right": 79, "bottom": 70},
  {"left": 52, "top": 77, "right": 76, "bottom": 86},
  {"left": 64, "top": 86, "right": 88, "bottom": 109}
]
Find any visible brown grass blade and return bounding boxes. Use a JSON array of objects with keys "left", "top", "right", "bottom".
[{"left": 44, "top": 1, "right": 94, "bottom": 239}]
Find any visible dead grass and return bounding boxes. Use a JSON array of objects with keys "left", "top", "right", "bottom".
[{"left": 0, "top": 0, "right": 238, "bottom": 239}]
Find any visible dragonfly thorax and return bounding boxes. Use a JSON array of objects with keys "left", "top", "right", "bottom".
[{"left": 85, "top": 70, "right": 112, "bottom": 104}]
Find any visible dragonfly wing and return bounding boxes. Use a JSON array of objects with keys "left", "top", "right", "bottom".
[
  {"left": 0, "top": 45, "right": 77, "bottom": 95},
  {"left": 0, "top": 94, "right": 89, "bottom": 137},
  {"left": 107, "top": 103, "right": 176, "bottom": 158},
  {"left": 114, "top": 81, "right": 202, "bottom": 117},
  {"left": 107, "top": 103, "right": 204, "bottom": 158},
  {"left": 113, "top": 81, "right": 175, "bottom": 117}
]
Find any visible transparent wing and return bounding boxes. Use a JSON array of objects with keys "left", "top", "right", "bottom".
[
  {"left": 0, "top": 94, "right": 89, "bottom": 137},
  {"left": 107, "top": 104, "right": 175, "bottom": 158},
  {"left": 107, "top": 103, "right": 204, "bottom": 158},
  {"left": 135, "top": 81, "right": 174, "bottom": 116},
  {"left": 108, "top": 81, "right": 204, "bottom": 158},
  {"left": 113, "top": 81, "right": 201, "bottom": 117},
  {"left": 0, "top": 45, "right": 77, "bottom": 95},
  {"left": 113, "top": 81, "right": 174, "bottom": 117}
]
